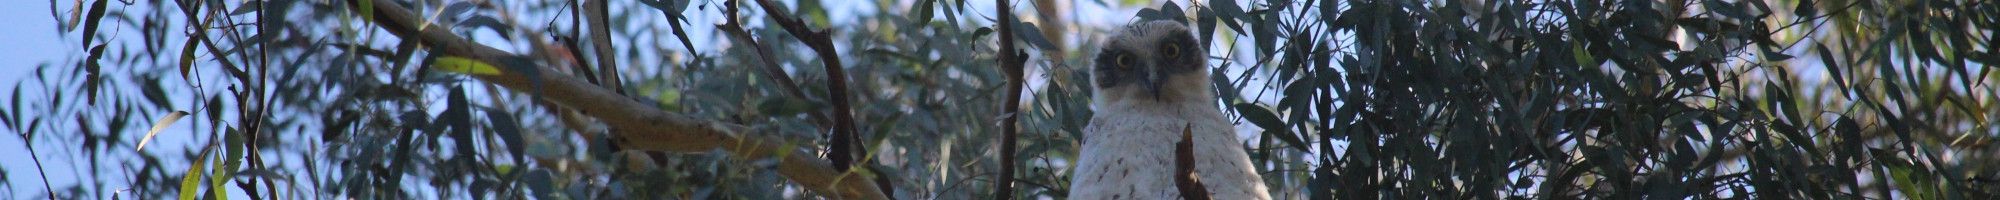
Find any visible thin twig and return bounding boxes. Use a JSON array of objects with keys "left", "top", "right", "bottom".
[
  {"left": 556, "top": 0, "right": 602, "bottom": 86},
  {"left": 994, "top": 0, "right": 1028, "bottom": 198},
  {"left": 660, "top": 6, "right": 700, "bottom": 59},
  {"left": 20, "top": 133, "right": 56, "bottom": 199}
]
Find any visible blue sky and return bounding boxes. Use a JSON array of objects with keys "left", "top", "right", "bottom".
[
  {"left": 1, "top": 0, "right": 80, "bottom": 198},
  {"left": 0, "top": 1, "right": 66, "bottom": 78}
]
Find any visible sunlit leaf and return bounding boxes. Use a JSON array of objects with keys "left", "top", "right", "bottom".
[
  {"left": 433, "top": 56, "right": 505, "bottom": 75},
  {"left": 359, "top": 0, "right": 374, "bottom": 23},
  {"left": 1572, "top": 42, "right": 1598, "bottom": 66},
  {"left": 179, "top": 145, "right": 213, "bottom": 200},
  {"left": 136, "top": 111, "right": 188, "bottom": 152}
]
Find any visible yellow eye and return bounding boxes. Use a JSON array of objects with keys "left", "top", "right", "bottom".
[{"left": 1163, "top": 44, "right": 1181, "bottom": 58}]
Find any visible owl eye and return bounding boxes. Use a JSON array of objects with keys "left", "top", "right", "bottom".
[
  {"left": 1114, "top": 55, "right": 1135, "bottom": 69},
  {"left": 1163, "top": 44, "right": 1182, "bottom": 58}
]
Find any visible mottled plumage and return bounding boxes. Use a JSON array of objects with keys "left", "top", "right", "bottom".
[{"left": 1072, "top": 20, "right": 1271, "bottom": 199}]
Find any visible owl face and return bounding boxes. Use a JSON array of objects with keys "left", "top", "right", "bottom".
[{"left": 1093, "top": 21, "right": 1210, "bottom": 104}]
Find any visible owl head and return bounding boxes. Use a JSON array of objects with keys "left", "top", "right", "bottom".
[{"left": 1092, "top": 20, "right": 1211, "bottom": 105}]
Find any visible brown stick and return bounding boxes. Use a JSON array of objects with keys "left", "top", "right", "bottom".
[
  {"left": 716, "top": 0, "right": 835, "bottom": 138},
  {"left": 341, "top": 0, "right": 884, "bottom": 198},
  {"left": 995, "top": 0, "right": 1028, "bottom": 198},
  {"left": 1176, "top": 124, "right": 1212, "bottom": 200},
  {"left": 584, "top": 0, "right": 622, "bottom": 93},
  {"left": 744, "top": 0, "right": 863, "bottom": 174}
]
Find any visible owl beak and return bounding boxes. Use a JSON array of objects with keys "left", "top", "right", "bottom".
[{"left": 1144, "top": 70, "right": 1164, "bottom": 101}]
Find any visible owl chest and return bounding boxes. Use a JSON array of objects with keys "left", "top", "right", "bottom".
[
  {"left": 1072, "top": 128, "right": 1181, "bottom": 199},
  {"left": 1072, "top": 111, "right": 1231, "bottom": 199}
]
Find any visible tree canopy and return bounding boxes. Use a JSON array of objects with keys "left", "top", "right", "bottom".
[{"left": 4, "top": 0, "right": 1997, "bottom": 199}]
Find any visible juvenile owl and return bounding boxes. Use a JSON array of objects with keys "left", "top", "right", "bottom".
[{"left": 1071, "top": 20, "right": 1272, "bottom": 199}]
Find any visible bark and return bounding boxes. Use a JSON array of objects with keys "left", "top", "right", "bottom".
[{"left": 343, "top": 0, "right": 886, "bottom": 198}]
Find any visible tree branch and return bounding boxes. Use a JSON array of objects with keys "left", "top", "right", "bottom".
[
  {"left": 743, "top": 0, "right": 863, "bottom": 180},
  {"left": 995, "top": 0, "right": 1029, "bottom": 198},
  {"left": 716, "top": 1, "right": 834, "bottom": 137},
  {"left": 584, "top": 0, "right": 623, "bottom": 93},
  {"left": 341, "top": 0, "right": 884, "bottom": 199},
  {"left": 1176, "top": 124, "right": 1212, "bottom": 200},
  {"left": 740, "top": 0, "right": 888, "bottom": 197}
]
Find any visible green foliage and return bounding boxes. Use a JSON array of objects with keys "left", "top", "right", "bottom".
[{"left": 6, "top": 0, "right": 1998, "bottom": 199}]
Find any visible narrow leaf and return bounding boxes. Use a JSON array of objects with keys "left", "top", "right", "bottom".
[
  {"left": 179, "top": 39, "right": 200, "bottom": 81},
  {"left": 1816, "top": 42, "right": 1848, "bottom": 98},
  {"left": 138, "top": 111, "right": 189, "bottom": 152},
  {"left": 358, "top": 0, "right": 375, "bottom": 23},
  {"left": 1213, "top": 0, "right": 1247, "bottom": 35},
  {"left": 483, "top": 107, "right": 526, "bottom": 161},
  {"left": 82, "top": 0, "right": 109, "bottom": 47},
  {"left": 434, "top": 56, "right": 505, "bottom": 75},
  {"left": 179, "top": 145, "right": 213, "bottom": 200},
  {"left": 1233, "top": 103, "right": 1285, "bottom": 129}
]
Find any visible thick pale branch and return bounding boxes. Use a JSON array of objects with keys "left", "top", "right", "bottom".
[{"left": 343, "top": 0, "right": 885, "bottom": 199}]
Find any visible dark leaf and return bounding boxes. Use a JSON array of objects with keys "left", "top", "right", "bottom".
[
  {"left": 1795, "top": 0, "right": 1817, "bottom": 18},
  {"left": 756, "top": 97, "right": 822, "bottom": 117},
  {"left": 1011, "top": 20, "right": 1057, "bottom": 50},
  {"left": 909, "top": 0, "right": 936, "bottom": 23},
  {"left": 84, "top": 44, "right": 106, "bottom": 105},
  {"left": 1137, "top": 8, "right": 1162, "bottom": 21},
  {"left": 1196, "top": 6, "right": 1216, "bottom": 46},
  {"left": 443, "top": 86, "right": 475, "bottom": 158},
  {"left": 970, "top": 27, "right": 994, "bottom": 40},
  {"left": 179, "top": 39, "right": 201, "bottom": 81},
  {"left": 141, "top": 77, "right": 173, "bottom": 109},
  {"left": 1317, "top": 0, "right": 1337, "bottom": 28},
  {"left": 82, "top": 0, "right": 109, "bottom": 47},
  {"left": 638, "top": 0, "right": 693, "bottom": 18},
  {"left": 1233, "top": 102, "right": 1285, "bottom": 131},
  {"left": 1703, "top": 0, "right": 1751, "bottom": 19},
  {"left": 1213, "top": 0, "right": 1247, "bottom": 35},
  {"left": 229, "top": 1, "right": 262, "bottom": 15},
  {"left": 457, "top": 16, "right": 515, "bottom": 40},
  {"left": 443, "top": 1, "right": 476, "bottom": 18},
  {"left": 1159, "top": 0, "right": 1186, "bottom": 24},
  {"left": 1762, "top": 48, "right": 1793, "bottom": 61},
  {"left": 1815, "top": 42, "right": 1849, "bottom": 99},
  {"left": 482, "top": 106, "right": 526, "bottom": 163}
]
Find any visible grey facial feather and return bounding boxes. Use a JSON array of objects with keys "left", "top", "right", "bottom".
[{"left": 1092, "top": 21, "right": 1204, "bottom": 89}]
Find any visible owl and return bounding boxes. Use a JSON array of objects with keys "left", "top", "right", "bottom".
[{"left": 1071, "top": 20, "right": 1272, "bottom": 199}]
